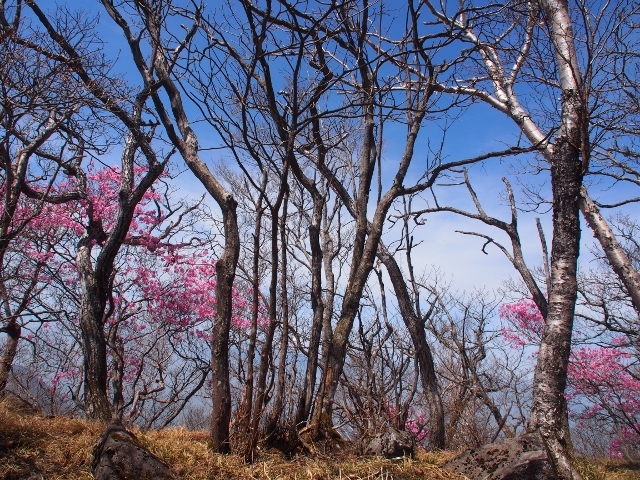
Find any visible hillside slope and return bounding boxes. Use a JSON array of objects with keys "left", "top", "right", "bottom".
[{"left": 0, "top": 399, "right": 637, "bottom": 480}]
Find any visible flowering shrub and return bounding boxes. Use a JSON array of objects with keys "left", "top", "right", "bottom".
[
  {"left": 10, "top": 164, "right": 259, "bottom": 413},
  {"left": 500, "top": 299, "right": 640, "bottom": 458},
  {"left": 386, "top": 404, "right": 429, "bottom": 444},
  {"left": 405, "top": 411, "right": 429, "bottom": 443}
]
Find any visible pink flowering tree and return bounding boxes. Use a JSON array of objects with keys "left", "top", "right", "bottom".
[
  {"left": 1, "top": 156, "right": 170, "bottom": 419},
  {"left": 104, "top": 246, "right": 258, "bottom": 425},
  {"left": 501, "top": 299, "right": 640, "bottom": 458},
  {"left": 0, "top": 192, "right": 66, "bottom": 395},
  {"left": 62, "top": 154, "right": 168, "bottom": 421},
  {"left": 13, "top": 163, "right": 259, "bottom": 424},
  {"left": 568, "top": 344, "right": 640, "bottom": 459},
  {"left": 0, "top": 46, "right": 91, "bottom": 398},
  {"left": 499, "top": 301, "right": 546, "bottom": 349},
  {"left": 0, "top": 143, "right": 95, "bottom": 401},
  {"left": 94, "top": 245, "right": 256, "bottom": 425}
]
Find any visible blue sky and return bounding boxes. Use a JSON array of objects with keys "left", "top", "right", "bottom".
[{"left": 42, "top": 0, "right": 640, "bottom": 296}]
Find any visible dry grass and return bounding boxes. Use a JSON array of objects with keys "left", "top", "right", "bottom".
[
  {"left": 0, "top": 398, "right": 102, "bottom": 479},
  {"left": 574, "top": 458, "right": 640, "bottom": 480},
  {"left": 1, "top": 398, "right": 639, "bottom": 479}
]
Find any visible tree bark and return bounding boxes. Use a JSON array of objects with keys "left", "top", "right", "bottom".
[
  {"left": 209, "top": 201, "right": 240, "bottom": 453},
  {"left": 236, "top": 185, "right": 266, "bottom": 436},
  {"left": 528, "top": 135, "right": 583, "bottom": 480},
  {"left": 76, "top": 237, "right": 112, "bottom": 421},
  {"left": 245, "top": 175, "right": 288, "bottom": 460},
  {"left": 0, "top": 318, "right": 20, "bottom": 396},
  {"left": 0, "top": 175, "right": 23, "bottom": 397},
  {"left": 527, "top": 1, "right": 586, "bottom": 478},
  {"left": 267, "top": 193, "right": 291, "bottom": 433}
]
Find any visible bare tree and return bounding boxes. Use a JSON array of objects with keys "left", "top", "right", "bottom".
[
  {"left": 338, "top": 289, "right": 418, "bottom": 441},
  {"left": 429, "top": 289, "right": 523, "bottom": 444},
  {"left": 579, "top": 188, "right": 640, "bottom": 316},
  {"left": 22, "top": 0, "right": 176, "bottom": 420},
  {"left": 201, "top": 1, "right": 539, "bottom": 448},
  {"left": 0, "top": 3, "right": 109, "bottom": 401},
  {"left": 407, "top": 0, "right": 616, "bottom": 474},
  {"left": 89, "top": 0, "right": 243, "bottom": 450}
]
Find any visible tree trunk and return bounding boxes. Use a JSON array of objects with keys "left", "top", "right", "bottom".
[
  {"left": 0, "top": 318, "right": 20, "bottom": 396},
  {"left": 579, "top": 186, "right": 640, "bottom": 315},
  {"left": 209, "top": 199, "right": 240, "bottom": 453},
  {"left": 109, "top": 327, "right": 125, "bottom": 422},
  {"left": 267, "top": 194, "right": 290, "bottom": 433},
  {"left": 309, "top": 207, "right": 337, "bottom": 429},
  {"left": 0, "top": 183, "right": 21, "bottom": 397},
  {"left": 377, "top": 243, "right": 446, "bottom": 450},
  {"left": 311, "top": 260, "right": 374, "bottom": 433},
  {"left": 527, "top": 1, "right": 586, "bottom": 478},
  {"left": 528, "top": 134, "right": 583, "bottom": 480},
  {"left": 76, "top": 238, "right": 112, "bottom": 422},
  {"left": 295, "top": 198, "right": 325, "bottom": 426},
  {"left": 245, "top": 181, "right": 287, "bottom": 460},
  {"left": 132, "top": 20, "right": 241, "bottom": 451},
  {"left": 236, "top": 187, "right": 266, "bottom": 436}
]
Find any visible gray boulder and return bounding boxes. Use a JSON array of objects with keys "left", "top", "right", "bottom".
[
  {"left": 363, "top": 427, "right": 415, "bottom": 458},
  {"left": 443, "top": 431, "right": 557, "bottom": 480},
  {"left": 92, "top": 422, "right": 175, "bottom": 480}
]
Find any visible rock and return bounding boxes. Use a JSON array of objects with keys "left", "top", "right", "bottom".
[
  {"left": 92, "top": 422, "right": 175, "bottom": 480},
  {"left": 363, "top": 427, "right": 415, "bottom": 458},
  {"left": 443, "top": 431, "right": 557, "bottom": 480}
]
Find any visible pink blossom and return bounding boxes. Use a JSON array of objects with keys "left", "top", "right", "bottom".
[{"left": 500, "top": 299, "right": 640, "bottom": 458}]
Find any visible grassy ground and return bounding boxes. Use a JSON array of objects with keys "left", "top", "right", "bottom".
[{"left": 1, "top": 399, "right": 639, "bottom": 480}]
